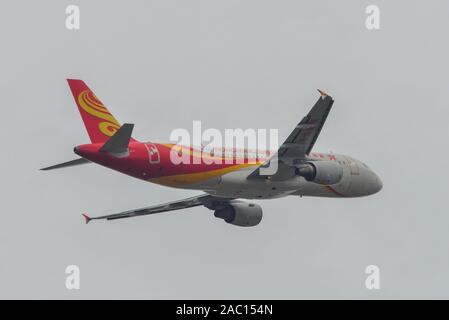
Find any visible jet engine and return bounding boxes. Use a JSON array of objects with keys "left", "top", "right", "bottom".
[
  {"left": 296, "top": 161, "right": 343, "bottom": 185},
  {"left": 214, "top": 202, "right": 263, "bottom": 227}
]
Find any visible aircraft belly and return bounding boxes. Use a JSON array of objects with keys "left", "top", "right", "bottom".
[{"left": 203, "top": 170, "right": 303, "bottom": 199}]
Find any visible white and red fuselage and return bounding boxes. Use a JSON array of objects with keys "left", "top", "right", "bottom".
[{"left": 75, "top": 141, "right": 382, "bottom": 199}]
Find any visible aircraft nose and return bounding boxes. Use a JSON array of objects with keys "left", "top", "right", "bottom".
[
  {"left": 375, "top": 174, "right": 383, "bottom": 193},
  {"left": 369, "top": 173, "right": 383, "bottom": 195}
]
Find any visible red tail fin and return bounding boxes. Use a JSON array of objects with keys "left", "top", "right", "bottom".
[{"left": 67, "top": 79, "right": 123, "bottom": 143}]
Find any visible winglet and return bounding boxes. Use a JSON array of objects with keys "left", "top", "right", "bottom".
[
  {"left": 317, "top": 89, "right": 329, "bottom": 98},
  {"left": 82, "top": 213, "right": 92, "bottom": 224}
]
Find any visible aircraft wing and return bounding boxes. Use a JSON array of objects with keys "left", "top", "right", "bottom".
[
  {"left": 82, "top": 194, "right": 232, "bottom": 223},
  {"left": 248, "top": 90, "right": 334, "bottom": 179},
  {"left": 278, "top": 90, "right": 334, "bottom": 159}
]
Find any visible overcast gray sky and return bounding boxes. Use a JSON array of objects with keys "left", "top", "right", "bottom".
[{"left": 1, "top": 0, "right": 448, "bottom": 299}]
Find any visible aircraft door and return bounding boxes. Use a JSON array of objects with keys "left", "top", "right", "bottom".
[{"left": 348, "top": 158, "right": 359, "bottom": 175}]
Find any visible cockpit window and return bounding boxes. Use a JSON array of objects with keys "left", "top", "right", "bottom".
[{"left": 361, "top": 162, "right": 369, "bottom": 169}]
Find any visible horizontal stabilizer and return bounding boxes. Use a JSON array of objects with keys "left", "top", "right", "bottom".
[
  {"left": 99, "top": 123, "right": 134, "bottom": 157},
  {"left": 40, "top": 158, "right": 90, "bottom": 170}
]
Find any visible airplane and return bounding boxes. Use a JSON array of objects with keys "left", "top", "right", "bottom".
[{"left": 41, "top": 79, "right": 382, "bottom": 227}]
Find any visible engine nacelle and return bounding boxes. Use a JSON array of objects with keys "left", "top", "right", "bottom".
[
  {"left": 214, "top": 202, "right": 262, "bottom": 227},
  {"left": 296, "top": 161, "right": 343, "bottom": 185}
]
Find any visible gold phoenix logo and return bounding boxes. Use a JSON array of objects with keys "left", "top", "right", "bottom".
[{"left": 77, "top": 89, "right": 120, "bottom": 137}]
